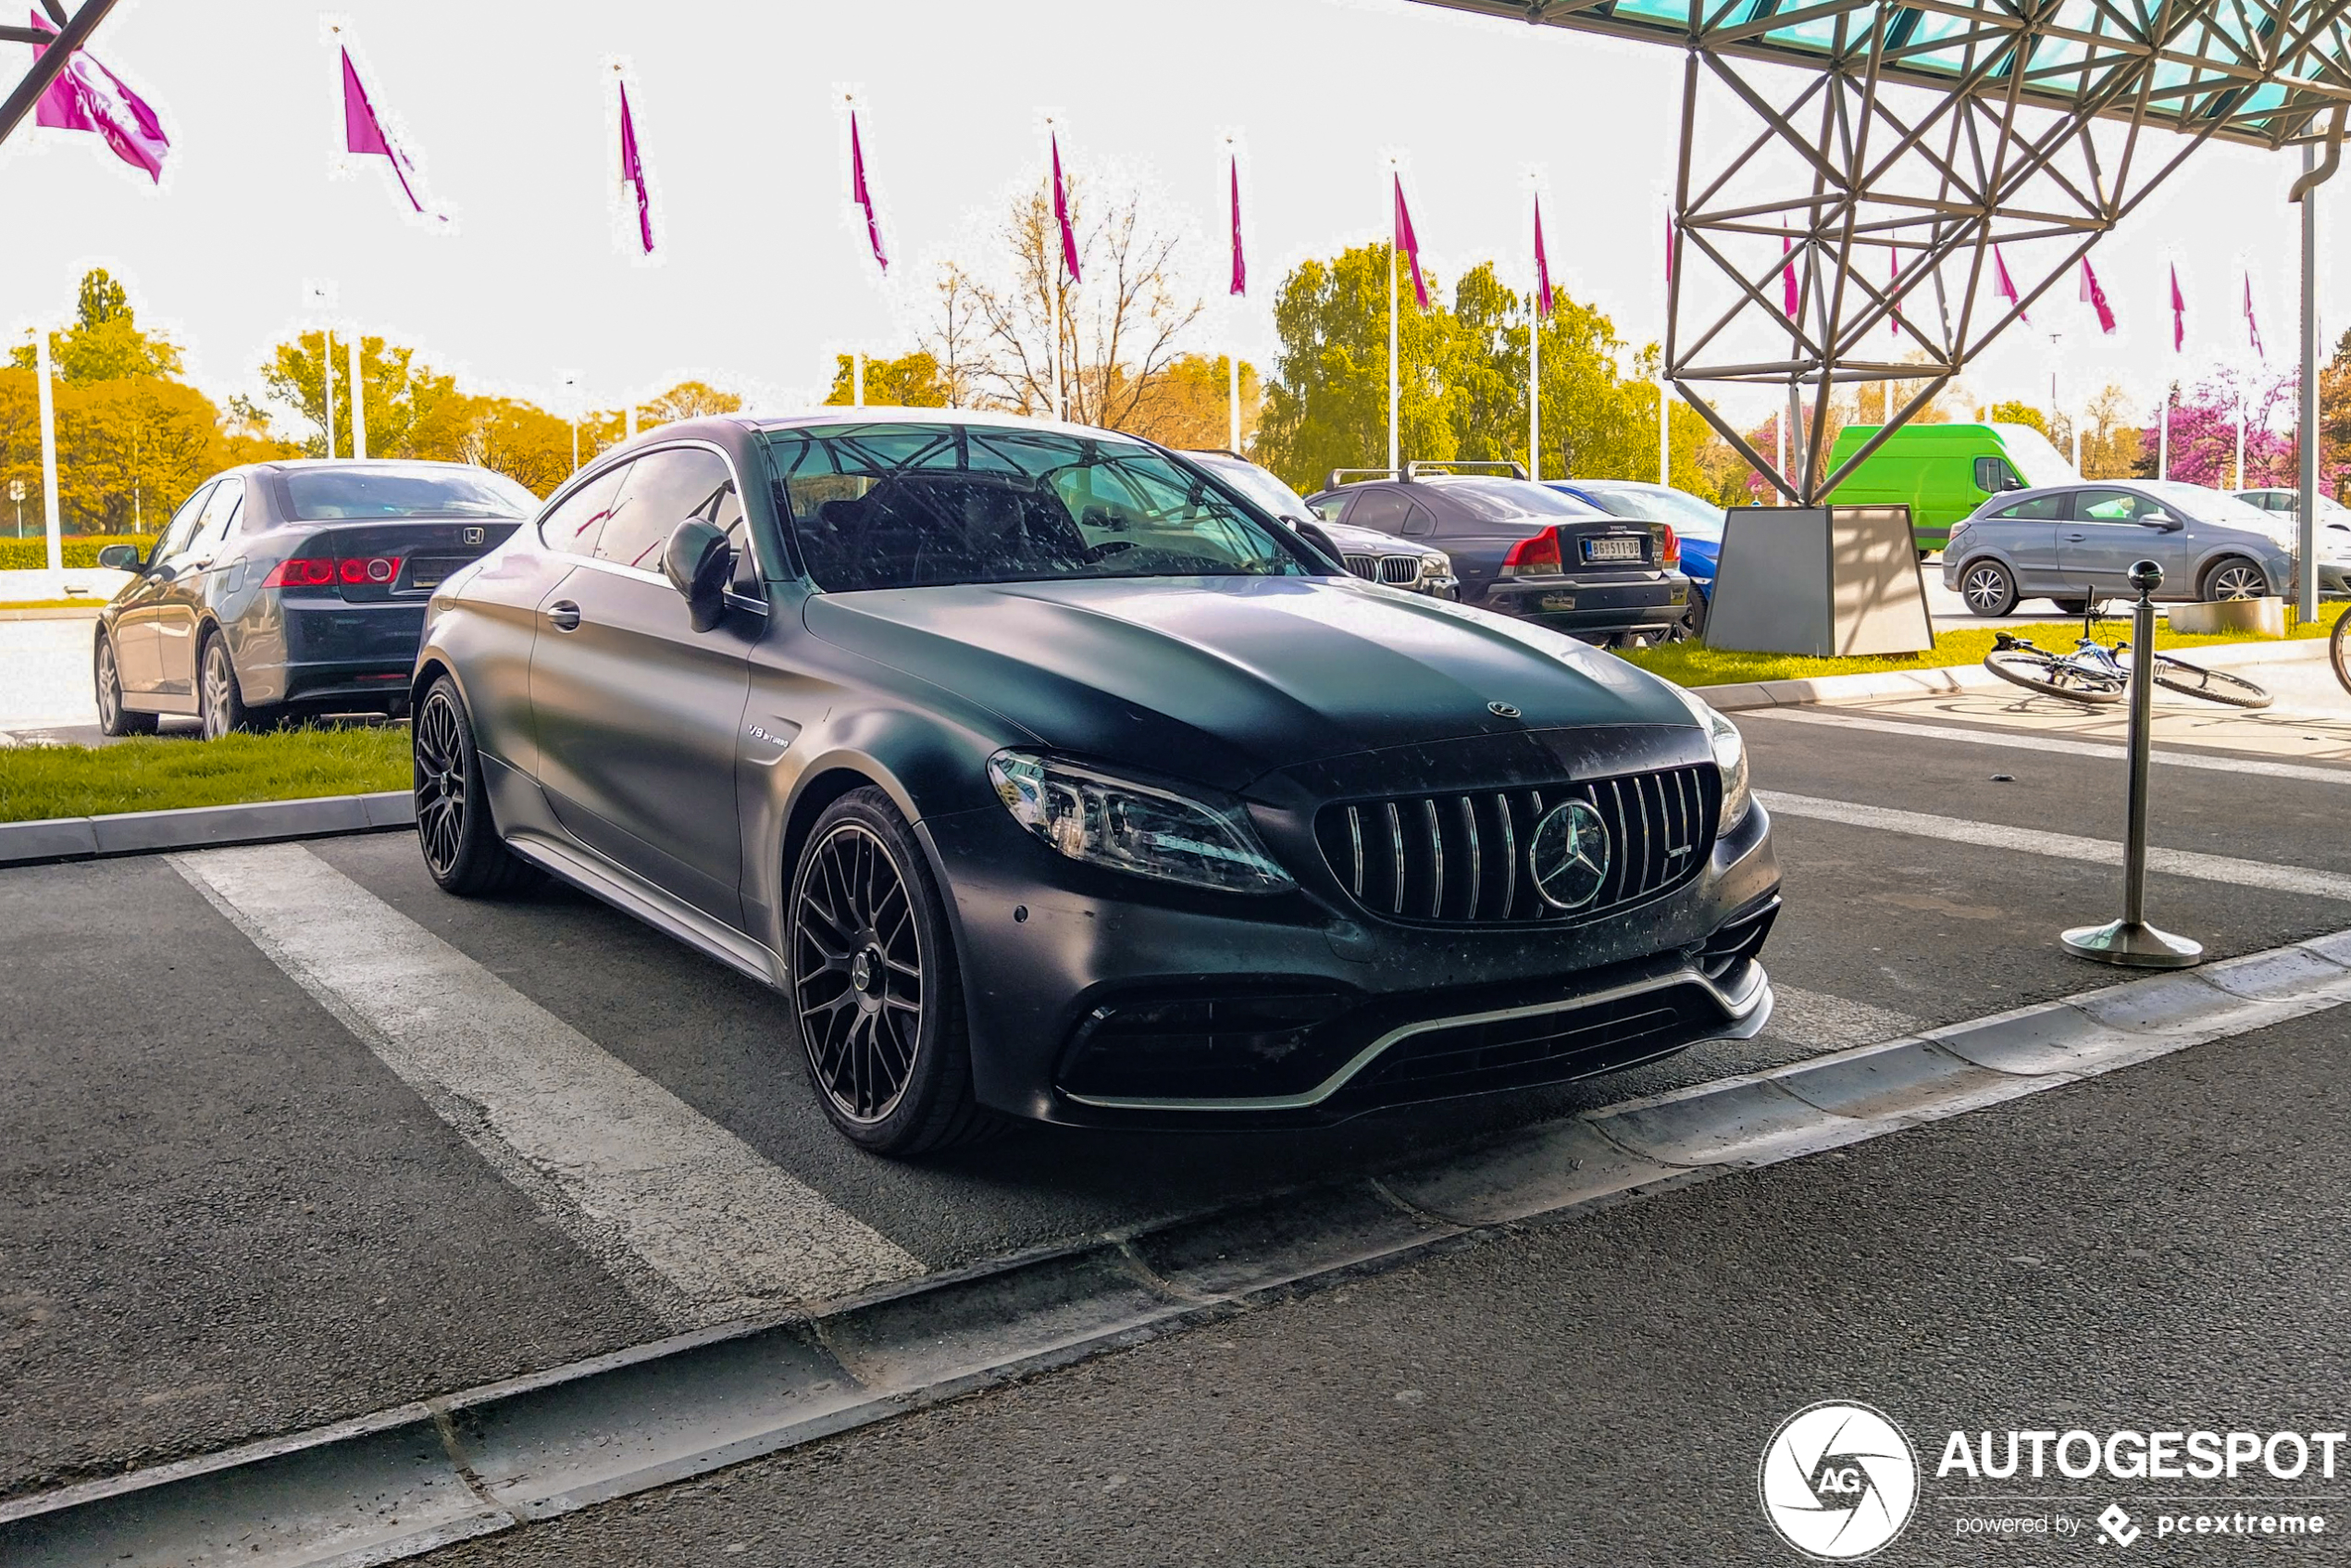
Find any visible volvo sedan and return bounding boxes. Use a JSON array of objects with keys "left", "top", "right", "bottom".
[
  {"left": 94, "top": 460, "right": 535, "bottom": 738},
  {"left": 412, "top": 414, "right": 1779, "bottom": 1155}
]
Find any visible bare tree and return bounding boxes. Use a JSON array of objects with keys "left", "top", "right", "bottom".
[
  {"left": 921, "top": 265, "right": 985, "bottom": 410},
  {"left": 943, "top": 172, "right": 1202, "bottom": 432}
]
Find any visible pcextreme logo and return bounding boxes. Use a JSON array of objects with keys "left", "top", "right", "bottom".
[{"left": 1759, "top": 1401, "right": 1921, "bottom": 1561}]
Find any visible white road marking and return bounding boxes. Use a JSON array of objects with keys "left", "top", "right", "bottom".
[
  {"left": 1749, "top": 707, "right": 2351, "bottom": 786},
  {"left": 169, "top": 842, "right": 922, "bottom": 1329},
  {"left": 1764, "top": 985, "right": 1922, "bottom": 1049},
  {"left": 1757, "top": 790, "right": 2351, "bottom": 902}
]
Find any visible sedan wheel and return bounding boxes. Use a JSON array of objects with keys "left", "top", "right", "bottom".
[
  {"left": 93, "top": 636, "right": 156, "bottom": 737},
  {"left": 1959, "top": 560, "right": 2019, "bottom": 617},
  {"left": 413, "top": 676, "right": 534, "bottom": 896},
  {"left": 198, "top": 635, "right": 249, "bottom": 740},
  {"left": 2203, "top": 558, "right": 2267, "bottom": 602},
  {"left": 789, "top": 788, "right": 992, "bottom": 1155}
]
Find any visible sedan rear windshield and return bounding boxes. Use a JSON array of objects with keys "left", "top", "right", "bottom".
[
  {"left": 1424, "top": 480, "right": 1604, "bottom": 524},
  {"left": 281, "top": 468, "right": 540, "bottom": 521},
  {"left": 764, "top": 424, "right": 1316, "bottom": 591}
]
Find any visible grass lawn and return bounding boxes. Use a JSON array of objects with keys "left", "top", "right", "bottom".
[
  {"left": 0, "top": 598, "right": 109, "bottom": 611},
  {"left": 1619, "top": 604, "right": 2350, "bottom": 689},
  {"left": 0, "top": 724, "right": 410, "bottom": 823}
]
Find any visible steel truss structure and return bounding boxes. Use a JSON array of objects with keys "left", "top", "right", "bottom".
[
  {"left": 0, "top": 0, "right": 117, "bottom": 150},
  {"left": 1419, "top": 0, "right": 2351, "bottom": 502}
]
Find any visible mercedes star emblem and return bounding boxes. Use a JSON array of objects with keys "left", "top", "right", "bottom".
[
  {"left": 1487, "top": 701, "right": 1522, "bottom": 719},
  {"left": 1529, "top": 799, "right": 1611, "bottom": 909}
]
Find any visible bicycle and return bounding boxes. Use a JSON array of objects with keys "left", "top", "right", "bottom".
[
  {"left": 1984, "top": 597, "right": 2272, "bottom": 710},
  {"left": 2331, "top": 605, "right": 2351, "bottom": 698}
]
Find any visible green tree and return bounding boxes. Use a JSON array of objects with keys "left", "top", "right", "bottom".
[
  {"left": 641, "top": 380, "right": 741, "bottom": 423},
  {"left": 8, "top": 267, "right": 185, "bottom": 383},
  {"left": 1257, "top": 243, "right": 1457, "bottom": 494},
  {"left": 257, "top": 335, "right": 456, "bottom": 459},
  {"left": 407, "top": 394, "right": 574, "bottom": 496},
  {"left": 824, "top": 352, "right": 951, "bottom": 407}
]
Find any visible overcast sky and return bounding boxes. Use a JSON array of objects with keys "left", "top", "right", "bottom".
[{"left": 5, "top": 0, "right": 2337, "bottom": 437}]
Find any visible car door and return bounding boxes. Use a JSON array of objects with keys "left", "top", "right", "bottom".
[
  {"left": 529, "top": 444, "right": 758, "bottom": 926},
  {"left": 1972, "top": 492, "right": 2066, "bottom": 593},
  {"left": 151, "top": 479, "right": 246, "bottom": 700},
  {"left": 2059, "top": 489, "right": 2173, "bottom": 600},
  {"left": 113, "top": 482, "right": 211, "bottom": 697}
]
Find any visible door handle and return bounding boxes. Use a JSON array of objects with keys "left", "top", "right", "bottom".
[
  {"left": 547, "top": 600, "right": 582, "bottom": 632},
  {"left": 2063, "top": 532, "right": 2085, "bottom": 541}
]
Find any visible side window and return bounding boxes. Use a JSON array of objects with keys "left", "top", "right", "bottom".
[
  {"left": 1399, "top": 500, "right": 1437, "bottom": 538},
  {"left": 187, "top": 479, "right": 244, "bottom": 561},
  {"left": 1992, "top": 493, "right": 2066, "bottom": 520},
  {"left": 1973, "top": 456, "right": 2021, "bottom": 492},
  {"left": 2074, "top": 489, "right": 2149, "bottom": 523},
  {"left": 598, "top": 448, "right": 739, "bottom": 573},
  {"left": 1345, "top": 488, "right": 1410, "bottom": 535},
  {"left": 1308, "top": 494, "right": 1350, "bottom": 525},
  {"left": 153, "top": 482, "right": 214, "bottom": 564},
  {"left": 538, "top": 463, "right": 631, "bottom": 558}
]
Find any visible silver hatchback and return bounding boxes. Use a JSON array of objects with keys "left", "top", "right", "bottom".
[{"left": 1942, "top": 480, "right": 2298, "bottom": 616}]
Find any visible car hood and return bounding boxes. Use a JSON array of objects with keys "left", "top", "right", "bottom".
[
  {"left": 803, "top": 576, "right": 1696, "bottom": 791},
  {"left": 1315, "top": 518, "right": 1429, "bottom": 556}
]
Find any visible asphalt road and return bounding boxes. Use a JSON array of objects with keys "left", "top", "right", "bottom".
[{"left": 6, "top": 670, "right": 2351, "bottom": 1561}]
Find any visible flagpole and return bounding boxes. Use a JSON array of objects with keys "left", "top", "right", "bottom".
[
  {"left": 1387, "top": 163, "right": 1399, "bottom": 476},
  {"left": 322, "top": 329, "right": 336, "bottom": 460},
  {"left": 35, "top": 330, "right": 60, "bottom": 572},
  {"left": 1528, "top": 184, "right": 1541, "bottom": 482},
  {"left": 2159, "top": 388, "right": 2170, "bottom": 480},
  {"left": 348, "top": 332, "right": 367, "bottom": 459},
  {"left": 2297, "top": 137, "right": 2320, "bottom": 622}
]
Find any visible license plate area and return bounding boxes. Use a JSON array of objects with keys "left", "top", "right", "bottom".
[
  {"left": 403, "top": 555, "right": 474, "bottom": 591},
  {"left": 1582, "top": 536, "right": 1646, "bottom": 564}
]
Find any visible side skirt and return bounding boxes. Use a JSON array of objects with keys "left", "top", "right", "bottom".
[{"left": 504, "top": 830, "right": 785, "bottom": 992}]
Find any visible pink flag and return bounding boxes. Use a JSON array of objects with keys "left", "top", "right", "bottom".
[
  {"left": 2170, "top": 265, "right": 2186, "bottom": 352},
  {"left": 618, "top": 81, "right": 653, "bottom": 255},
  {"left": 1228, "top": 154, "right": 1245, "bottom": 297},
  {"left": 1051, "top": 132, "right": 1081, "bottom": 284},
  {"left": 1393, "top": 175, "right": 1428, "bottom": 310},
  {"left": 29, "top": 12, "right": 168, "bottom": 182},
  {"left": 2078, "top": 257, "right": 2115, "bottom": 333},
  {"left": 1533, "top": 194, "right": 1553, "bottom": 320},
  {"left": 341, "top": 47, "right": 427, "bottom": 215},
  {"left": 1993, "top": 244, "right": 2026, "bottom": 324},
  {"left": 851, "top": 111, "right": 886, "bottom": 272},
  {"left": 1781, "top": 232, "right": 1799, "bottom": 317},
  {"left": 2244, "top": 274, "right": 2264, "bottom": 357}
]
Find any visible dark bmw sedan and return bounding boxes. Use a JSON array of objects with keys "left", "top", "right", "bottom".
[
  {"left": 413, "top": 414, "right": 1779, "bottom": 1155},
  {"left": 94, "top": 460, "right": 535, "bottom": 738},
  {"left": 1305, "top": 471, "right": 1690, "bottom": 645}
]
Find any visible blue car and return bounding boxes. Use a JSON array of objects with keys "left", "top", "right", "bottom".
[{"left": 1546, "top": 480, "right": 1728, "bottom": 638}]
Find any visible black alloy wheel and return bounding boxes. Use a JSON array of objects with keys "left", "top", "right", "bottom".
[
  {"left": 93, "top": 634, "right": 156, "bottom": 737},
  {"left": 789, "top": 788, "right": 991, "bottom": 1155},
  {"left": 198, "top": 633, "right": 251, "bottom": 740},
  {"left": 413, "top": 675, "right": 533, "bottom": 895}
]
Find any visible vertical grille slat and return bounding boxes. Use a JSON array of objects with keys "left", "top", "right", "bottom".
[{"left": 1315, "top": 764, "right": 1713, "bottom": 927}]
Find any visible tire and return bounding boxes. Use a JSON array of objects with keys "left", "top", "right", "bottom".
[
  {"left": 1958, "top": 559, "right": 2019, "bottom": 616},
  {"left": 93, "top": 634, "right": 157, "bottom": 737},
  {"left": 1681, "top": 585, "right": 1709, "bottom": 642},
  {"left": 2332, "top": 609, "right": 2351, "bottom": 698},
  {"left": 2135, "top": 653, "right": 2274, "bottom": 709},
  {"left": 1983, "top": 647, "right": 2126, "bottom": 704},
  {"left": 197, "top": 631, "right": 255, "bottom": 740},
  {"left": 2201, "top": 556, "right": 2269, "bottom": 602},
  {"left": 787, "top": 787, "right": 995, "bottom": 1156},
  {"left": 413, "top": 674, "right": 535, "bottom": 896}
]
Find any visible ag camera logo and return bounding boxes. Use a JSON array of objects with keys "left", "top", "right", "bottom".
[{"left": 1760, "top": 1401, "right": 1920, "bottom": 1560}]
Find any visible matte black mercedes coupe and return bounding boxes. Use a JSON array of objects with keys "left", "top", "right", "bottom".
[{"left": 412, "top": 413, "right": 1780, "bottom": 1154}]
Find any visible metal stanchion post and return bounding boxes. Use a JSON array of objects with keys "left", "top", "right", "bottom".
[{"left": 2061, "top": 559, "right": 2203, "bottom": 968}]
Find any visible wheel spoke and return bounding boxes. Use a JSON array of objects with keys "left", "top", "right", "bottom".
[{"left": 793, "top": 820, "right": 926, "bottom": 1126}]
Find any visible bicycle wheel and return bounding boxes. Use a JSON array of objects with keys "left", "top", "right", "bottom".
[
  {"left": 2136, "top": 653, "right": 2272, "bottom": 710},
  {"left": 1983, "top": 648, "right": 2127, "bottom": 704},
  {"left": 2332, "top": 611, "right": 2351, "bottom": 697}
]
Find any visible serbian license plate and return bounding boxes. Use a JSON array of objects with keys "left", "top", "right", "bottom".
[
  {"left": 1583, "top": 536, "right": 1645, "bottom": 563},
  {"left": 1538, "top": 593, "right": 1578, "bottom": 611}
]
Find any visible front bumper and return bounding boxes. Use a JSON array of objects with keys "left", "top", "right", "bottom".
[{"left": 923, "top": 776, "right": 1780, "bottom": 1128}]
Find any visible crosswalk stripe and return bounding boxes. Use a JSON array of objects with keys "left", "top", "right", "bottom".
[
  {"left": 1757, "top": 790, "right": 2351, "bottom": 902},
  {"left": 1749, "top": 707, "right": 2351, "bottom": 786},
  {"left": 169, "top": 842, "right": 923, "bottom": 1330}
]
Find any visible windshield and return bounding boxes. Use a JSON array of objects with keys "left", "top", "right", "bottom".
[
  {"left": 1427, "top": 479, "right": 1604, "bottom": 523},
  {"left": 1562, "top": 482, "right": 1725, "bottom": 537},
  {"left": 1187, "top": 453, "right": 1314, "bottom": 522},
  {"left": 765, "top": 423, "right": 1317, "bottom": 591},
  {"left": 1987, "top": 424, "right": 2080, "bottom": 489},
  {"left": 281, "top": 467, "right": 539, "bottom": 520}
]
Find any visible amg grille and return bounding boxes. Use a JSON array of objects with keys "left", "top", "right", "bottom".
[{"left": 1313, "top": 765, "right": 1717, "bottom": 926}]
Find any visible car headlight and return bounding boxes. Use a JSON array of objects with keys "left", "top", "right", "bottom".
[
  {"left": 1708, "top": 706, "right": 1751, "bottom": 833},
  {"left": 986, "top": 750, "right": 1295, "bottom": 895},
  {"left": 1419, "top": 550, "right": 1453, "bottom": 579}
]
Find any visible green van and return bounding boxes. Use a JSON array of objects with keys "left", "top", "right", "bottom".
[{"left": 1822, "top": 422, "right": 2081, "bottom": 553}]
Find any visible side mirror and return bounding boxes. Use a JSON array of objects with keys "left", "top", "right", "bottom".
[
  {"left": 1291, "top": 518, "right": 1344, "bottom": 569},
  {"left": 661, "top": 517, "right": 732, "bottom": 632},
  {"left": 2145, "top": 514, "right": 2183, "bottom": 531},
  {"left": 97, "top": 543, "right": 143, "bottom": 570}
]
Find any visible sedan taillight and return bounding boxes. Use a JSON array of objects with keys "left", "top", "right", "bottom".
[
  {"left": 261, "top": 556, "right": 402, "bottom": 589},
  {"left": 1659, "top": 523, "right": 1681, "bottom": 566},
  {"left": 1499, "top": 530, "right": 1562, "bottom": 576}
]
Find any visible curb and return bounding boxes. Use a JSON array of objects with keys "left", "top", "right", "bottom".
[
  {"left": 1693, "top": 635, "right": 2325, "bottom": 713},
  {"left": 7, "top": 926, "right": 2348, "bottom": 1567},
  {"left": 0, "top": 791, "right": 412, "bottom": 869}
]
